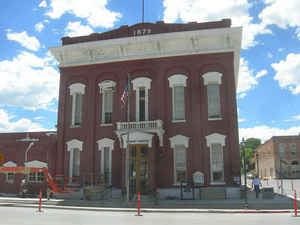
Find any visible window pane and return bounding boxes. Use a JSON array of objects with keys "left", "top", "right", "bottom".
[
  {"left": 279, "top": 143, "right": 285, "bottom": 157},
  {"left": 29, "top": 172, "right": 36, "bottom": 182},
  {"left": 290, "top": 143, "right": 296, "bottom": 155},
  {"left": 211, "top": 144, "right": 224, "bottom": 182},
  {"left": 7, "top": 173, "right": 14, "bottom": 183},
  {"left": 207, "top": 85, "right": 221, "bottom": 118},
  {"left": 103, "top": 91, "right": 113, "bottom": 123},
  {"left": 174, "top": 86, "right": 184, "bottom": 120},
  {"left": 139, "top": 88, "right": 146, "bottom": 121},
  {"left": 74, "top": 94, "right": 82, "bottom": 125},
  {"left": 37, "top": 171, "right": 44, "bottom": 182},
  {"left": 72, "top": 149, "right": 80, "bottom": 177},
  {"left": 174, "top": 146, "right": 186, "bottom": 182}
]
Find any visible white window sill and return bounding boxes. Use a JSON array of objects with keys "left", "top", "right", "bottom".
[
  {"left": 100, "top": 123, "right": 113, "bottom": 127},
  {"left": 208, "top": 118, "right": 222, "bottom": 121},
  {"left": 172, "top": 120, "right": 186, "bottom": 123},
  {"left": 210, "top": 182, "right": 225, "bottom": 185},
  {"left": 70, "top": 125, "right": 81, "bottom": 128}
]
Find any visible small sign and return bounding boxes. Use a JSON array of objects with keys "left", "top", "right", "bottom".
[
  {"left": 193, "top": 171, "right": 204, "bottom": 184},
  {"left": 0, "top": 152, "right": 4, "bottom": 165}
]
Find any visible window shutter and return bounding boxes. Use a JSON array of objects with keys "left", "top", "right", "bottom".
[
  {"left": 174, "top": 86, "right": 185, "bottom": 120},
  {"left": 207, "top": 85, "right": 220, "bottom": 118}
]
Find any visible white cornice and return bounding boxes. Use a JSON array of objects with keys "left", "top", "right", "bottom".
[{"left": 50, "top": 27, "right": 242, "bottom": 87}]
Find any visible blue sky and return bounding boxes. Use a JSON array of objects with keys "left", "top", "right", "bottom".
[{"left": 0, "top": 0, "right": 300, "bottom": 142}]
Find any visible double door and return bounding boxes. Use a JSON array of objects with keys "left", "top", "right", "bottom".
[{"left": 129, "top": 144, "right": 149, "bottom": 194}]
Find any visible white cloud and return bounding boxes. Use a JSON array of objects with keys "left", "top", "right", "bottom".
[
  {"left": 237, "top": 58, "right": 257, "bottom": 94},
  {"left": 239, "top": 125, "right": 300, "bottom": 143},
  {"left": 0, "top": 51, "right": 59, "bottom": 110},
  {"left": 278, "top": 48, "right": 284, "bottom": 52},
  {"left": 46, "top": 0, "right": 122, "bottom": 28},
  {"left": 39, "top": 0, "right": 47, "bottom": 8},
  {"left": 238, "top": 118, "right": 246, "bottom": 123},
  {"left": 259, "top": 0, "right": 300, "bottom": 29},
  {"left": 238, "top": 93, "right": 247, "bottom": 99},
  {"left": 35, "top": 22, "right": 45, "bottom": 32},
  {"left": 65, "top": 21, "right": 94, "bottom": 37},
  {"left": 162, "top": 0, "right": 271, "bottom": 49},
  {"left": 271, "top": 53, "right": 300, "bottom": 94},
  {"left": 6, "top": 30, "right": 40, "bottom": 51},
  {"left": 284, "top": 115, "right": 300, "bottom": 122},
  {"left": 296, "top": 28, "right": 300, "bottom": 40},
  {"left": 0, "top": 109, "right": 46, "bottom": 132},
  {"left": 255, "top": 69, "right": 267, "bottom": 79},
  {"left": 267, "top": 52, "right": 273, "bottom": 58}
]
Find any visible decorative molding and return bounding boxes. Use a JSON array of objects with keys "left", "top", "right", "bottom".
[
  {"left": 66, "top": 139, "right": 83, "bottom": 151},
  {"left": 205, "top": 133, "right": 226, "bottom": 147},
  {"left": 24, "top": 160, "right": 48, "bottom": 168},
  {"left": 98, "top": 80, "right": 116, "bottom": 93},
  {"left": 121, "top": 131, "right": 154, "bottom": 148},
  {"left": 3, "top": 161, "right": 17, "bottom": 167},
  {"left": 168, "top": 74, "right": 188, "bottom": 88},
  {"left": 50, "top": 27, "right": 242, "bottom": 87},
  {"left": 169, "top": 134, "right": 190, "bottom": 149},
  {"left": 132, "top": 77, "right": 152, "bottom": 90},
  {"left": 202, "top": 72, "right": 223, "bottom": 85},
  {"left": 69, "top": 83, "right": 86, "bottom": 95},
  {"left": 97, "top": 138, "right": 115, "bottom": 151}
]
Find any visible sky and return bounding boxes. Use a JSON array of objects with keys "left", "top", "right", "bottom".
[{"left": 0, "top": 0, "right": 300, "bottom": 143}]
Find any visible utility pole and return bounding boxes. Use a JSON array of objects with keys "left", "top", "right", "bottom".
[{"left": 242, "top": 138, "right": 248, "bottom": 207}]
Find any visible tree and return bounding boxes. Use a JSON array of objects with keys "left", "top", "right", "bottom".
[{"left": 240, "top": 138, "right": 261, "bottom": 173}]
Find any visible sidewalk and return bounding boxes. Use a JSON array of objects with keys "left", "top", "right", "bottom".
[{"left": 0, "top": 190, "right": 299, "bottom": 213}]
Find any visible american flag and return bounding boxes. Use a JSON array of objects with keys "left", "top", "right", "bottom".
[{"left": 121, "top": 86, "right": 128, "bottom": 105}]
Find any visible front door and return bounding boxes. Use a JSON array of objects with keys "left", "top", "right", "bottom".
[{"left": 129, "top": 144, "right": 149, "bottom": 194}]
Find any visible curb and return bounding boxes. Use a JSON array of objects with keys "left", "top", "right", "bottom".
[{"left": 0, "top": 203, "right": 299, "bottom": 214}]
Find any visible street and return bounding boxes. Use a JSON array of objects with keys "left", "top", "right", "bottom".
[{"left": 0, "top": 207, "right": 299, "bottom": 225}]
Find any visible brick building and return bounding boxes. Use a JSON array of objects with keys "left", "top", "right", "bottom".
[
  {"left": 1, "top": 19, "right": 242, "bottom": 198},
  {"left": 255, "top": 136, "right": 300, "bottom": 179}
]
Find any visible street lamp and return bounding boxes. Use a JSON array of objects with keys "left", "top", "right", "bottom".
[
  {"left": 241, "top": 138, "right": 248, "bottom": 207},
  {"left": 256, "top": 151, "right": 259, "bottom": 178}
]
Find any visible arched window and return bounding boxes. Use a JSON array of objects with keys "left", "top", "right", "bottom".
[
  {"left": 98, "top": 80, "right": 116, "bottom": 125},
  {"left": 69, "top": 83, "right": 86, "bottom": 127}
]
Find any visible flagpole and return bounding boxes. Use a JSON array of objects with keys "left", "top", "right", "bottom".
[
  {"left": 126, "top": 73, "right": 131, "bottom": 202},
  {"left": 142, "top": 0, "right": 144, "bottom": 23}
]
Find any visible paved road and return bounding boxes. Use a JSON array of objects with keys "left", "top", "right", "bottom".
[{"left": 0, "top": 207, "right": 299, "bottom": 225}]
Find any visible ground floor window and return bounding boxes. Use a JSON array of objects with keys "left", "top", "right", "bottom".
[
  {"left": 28, "top": 171, "right": 44, "bottom": 183},
  {"left": 174, "top": 145, "right": 187, "bottom": 183},
  {"left": 210, "top": 143, "right": 224, "bottom": 183},
  {"left": 72, "top": 148, "right": 80, "bottom": 177},
  {"left": 6, "top": 172, "right": 14, "bottom": 184}
]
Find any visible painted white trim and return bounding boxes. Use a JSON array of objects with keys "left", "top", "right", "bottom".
[
  {"left": 50, "top": 26, "right": 242, "bottom": 87},
  {"left": 202, "top": 72, "right": 222, "bottom": 85},
  {"left": 97, "top": 138, "right": 115, "bottom": 185},
  {"left": 208, "top": 118, "right": 223, "bottom": 121},
  {"left": 169, "top": 134, "right": 190, "bottom": 149},
  {"left": 205, "top": 133, "right": 226, "bottom": 147},
  {"left": 122, "top": 132, "right": 154, "bottom": 148},
  {"left": 98, "top": 80, "right": 116, "bottom": 93},
  {"left": 132, "top": 77, "right": 151, "bottom": 121},
  {"left": 69, "top": 83, "right": 86, "bottom": 95},
  {"left": 67, "top": 139, "right": 83, "bottom": 182},
  {"left": 100, "top": 123, "right": 113, "bottom": 127},
  {"left": 24, "top": 160, "right": 48, "bottom": 168},
  {"left": 172, "top": 120, "right": 186, "bottom": 123},
  {"left": 168, "top": 74, "right": 188, "bottom": 88},
  {"left": 3, "top": 161, "right": 17, "bottom": 167}
]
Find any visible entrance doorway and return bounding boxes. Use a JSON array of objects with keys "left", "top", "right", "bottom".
[{"left": 129, "top": 144, "right": 149, "bottom": 194}]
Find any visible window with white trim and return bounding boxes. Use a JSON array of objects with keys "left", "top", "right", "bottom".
[
  {"left": 97, "top": 138, "right": 114, "bottom": 185},
  {"left": 174, "top": 145, "right": 187, "bottom": 183},
  {"left": 290, "top": 143, "right": 296, "bottom": 156},
  {"left": 72, "top": 148, "right": 80, "bottom": 177},
  {"left": 98, "top": 80, "right": 116, "bottom": 125},
  {"left": 28, "top": 171, "right": 44, "bottom": 183},
  {"left": 210, "top": 143, "right": 224, "bottom": 183},
  {"left": 69, "top": 83, "right": 86, "bottom": 127},
  {"left": 102, "top": 90, "right": 113, "bottom": 124},
  {"left": 132, "top": 77, "right": 151, "bottom": 121},
  {"left": 207, "top": 85, "right": 221, "bottom": 119},
  {"left": 202, "top": 72, "right": 222, "bottom": 120},
  {"left": 168, "top": 74, "right": 187, "bottom": 122},
  {"left": 6, "top": 172, "right": 14, "bottom": 184},
  {"left": 279, "top": 143, "right": 285, "bottom": 157}
]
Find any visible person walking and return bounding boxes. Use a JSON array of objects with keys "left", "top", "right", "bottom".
[{"left": 252, "top": 176, "right": 261, "bottom": 199}]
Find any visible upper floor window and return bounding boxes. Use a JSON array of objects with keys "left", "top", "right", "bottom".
[
  {"left": 69, "top": 83, "right": 86, "bottom": 127},
  {"left": 132, "top": 77, "right": 152, "bottom": 121},
  {"left": 279, "top": 143, "right": 285, "bottom": 157},
  {"left": 98, "top": 80, "right": 116, "bottom": 125},
  {"left": 290, "top": 143, "right": 296, "bottom": 155},
  {"left": 168, "top": 74, "right": 188, "bottom": 122},
  {"left": 202, "top": 72, "right": 222, "bottom": 120}
]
